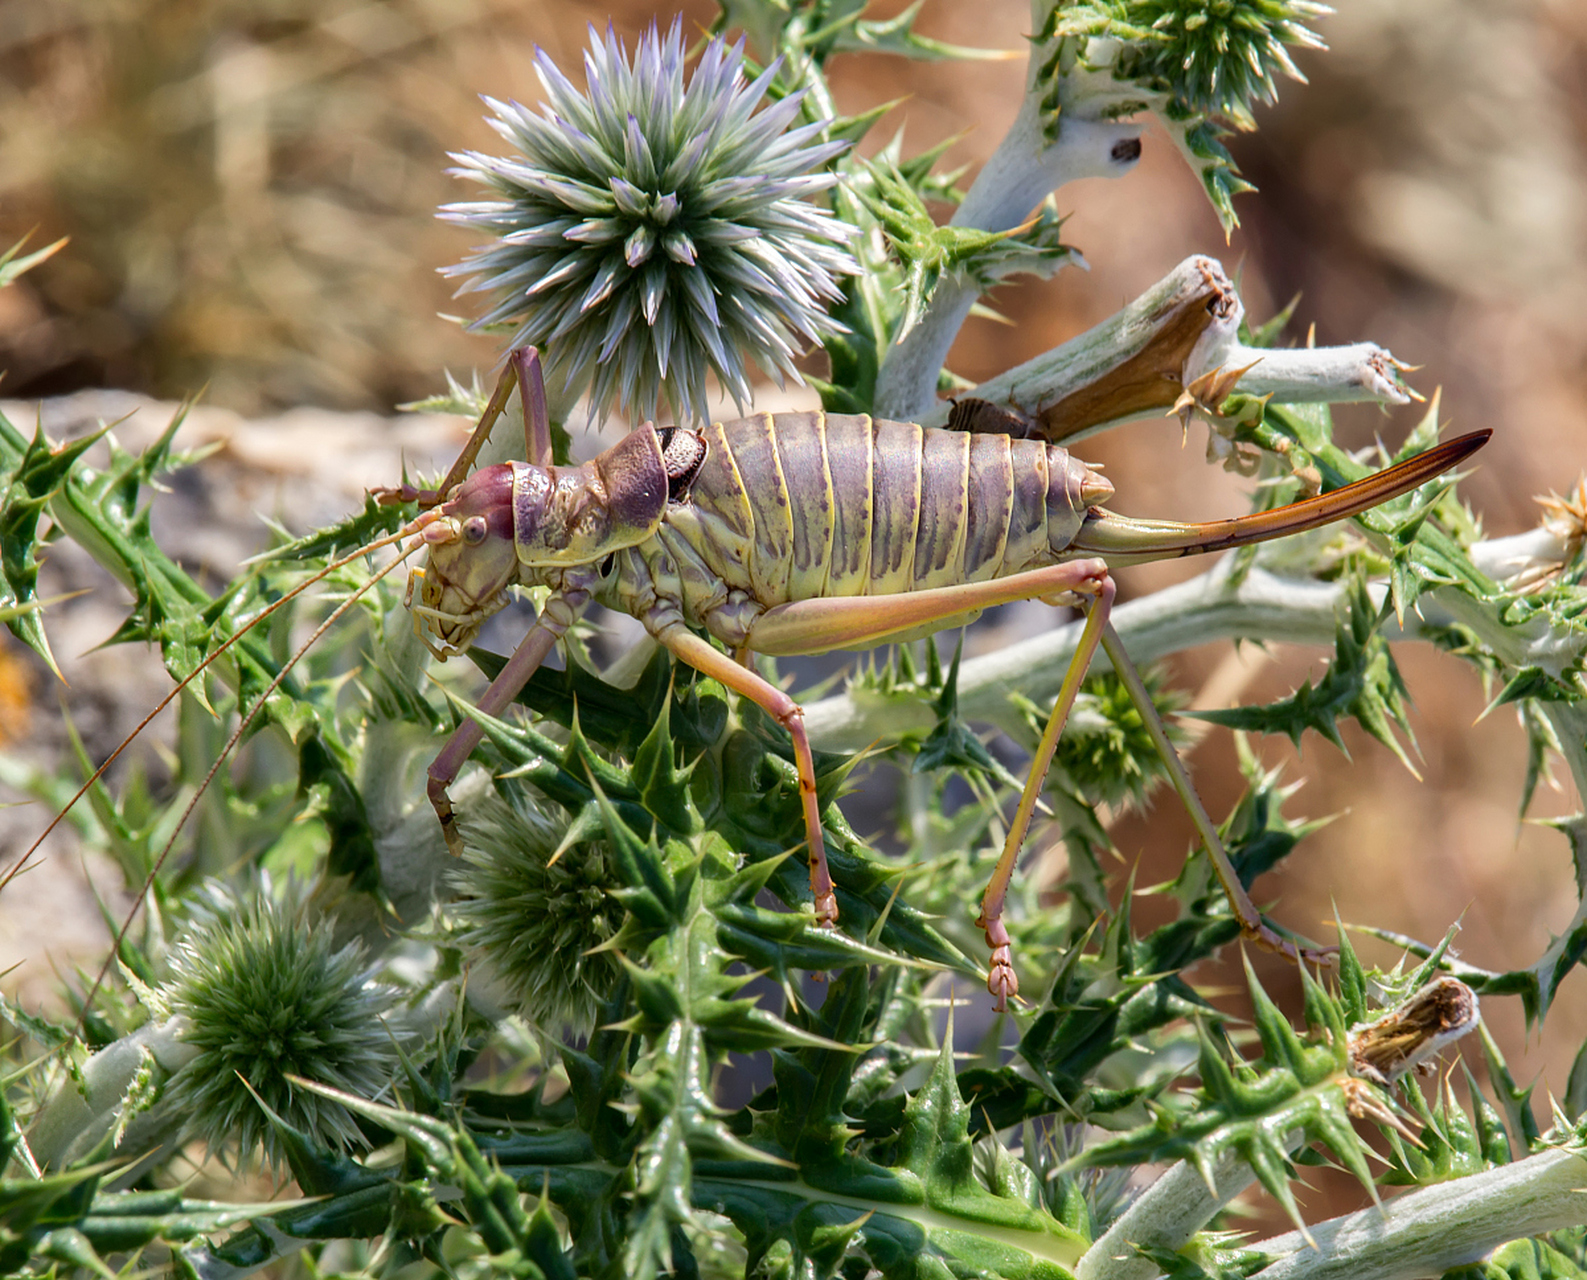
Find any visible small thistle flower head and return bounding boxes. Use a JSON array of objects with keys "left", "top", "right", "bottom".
[
  {"left": 1138, "top": 0, "right": 1330, "bottom": 122},
  {"left": 449, "top": 786, "right": 624, "bottom": 1034},
  {"left": 1051, "top": 667, "right": 1188, "bottom": 810},
  {"left": 1482, "top": 477, "right": 1587, "bottom": 592},
  {"left": 1538, "top": 477, "right": 1587, "bottom": 568},
  {"left": 1062, "top": 0, "right": 1330, "bottom": 124},
  {"left": 160, "top": 879, "right": 399, "bottom": 1167},
  {"left": 442, "top": 20, "right": 857, "bottom": 424}
]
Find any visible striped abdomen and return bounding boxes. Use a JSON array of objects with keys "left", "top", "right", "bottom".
[{"left": 655, "top": 412, "right": 1111, "bottom": 617}]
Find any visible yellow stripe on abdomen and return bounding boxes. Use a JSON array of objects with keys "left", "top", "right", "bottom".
[
  {"left": 772, "top": 412, "right": 836, "bottom": 602},
  {"left": 869, "top": 418, "right": 922, "bottom": 594}
]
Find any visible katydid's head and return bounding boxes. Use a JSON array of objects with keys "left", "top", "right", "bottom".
[
  {"left": 409, "top": 463, "right": 520, "bottom": 658},
  {"left": 406, "top": 427, "right": 670, "bottom": 658}
]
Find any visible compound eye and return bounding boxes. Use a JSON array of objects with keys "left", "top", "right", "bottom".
[{"left": 462, "top": 515, "right": 489, "bottom": 545}]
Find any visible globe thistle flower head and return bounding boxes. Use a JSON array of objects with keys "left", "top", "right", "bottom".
[
  {"left": 1051, "top": 666, "right": 1188, "bottom": 811},
  {"left": 449, "top": 786, "right": 625, "bottom": 1035},
  {"left": 442, "top": 20, "right": 857, "bottom": 424},
  {"left": 160, "top": 879, "right": 399, "bottom": 1168}
]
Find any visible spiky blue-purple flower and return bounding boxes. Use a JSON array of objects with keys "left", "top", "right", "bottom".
[{"left": 442, "top": 21, "right": 856, "bottom": 424}]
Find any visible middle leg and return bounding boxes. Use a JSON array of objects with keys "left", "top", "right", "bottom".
[{"left": 655, "top": 625, "right": 839, "bottom": 927}]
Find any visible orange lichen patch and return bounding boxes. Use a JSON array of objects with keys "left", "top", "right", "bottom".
[{"left": 0, "top": 634, "right": 32, "bottom": 744}]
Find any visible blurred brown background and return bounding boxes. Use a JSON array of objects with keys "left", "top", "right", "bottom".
[{"left": 4, "top": 0, "right": 1587, "bottom": 1234}]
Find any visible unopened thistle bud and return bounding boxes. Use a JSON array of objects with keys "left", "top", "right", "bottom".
[
  {"left": 159, "top": 880, "right": 399, "bottom": 1167},
  {"left": 449, "top": 788, "right": 624, "bottom": 1034},
  {"left": 442, "top": 20, "right": 857, "bottom": 425}
]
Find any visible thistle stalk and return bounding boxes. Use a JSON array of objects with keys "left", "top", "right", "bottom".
[
  {"left": 1076, "top": 1146, "right": 1283, "bottom": 1280},
  {"left": 875, "top": 0, "right": 1330, "bottom": 420},
  {"left": 804, "top": 545, "right": 1587, "bottom": 759},
  {"left": 804, "top": 559, "right": 1355, "bottom": 751},
  {"left": 1248, "top": 1148, "right": 1587, "bottom": 1280},
  {"left": 873, "top": 2, "right": 1143, "bottom": 420}
]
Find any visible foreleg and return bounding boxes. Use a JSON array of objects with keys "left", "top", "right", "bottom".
[
  {"left": 513, "top": 346, "right": 553, "bottom": 467},
  {"left": 428, "top": 588, "right": 587, "bottom": 856},
  {"left": 374, "top": 346, "right": 549, "bottom": 508}
]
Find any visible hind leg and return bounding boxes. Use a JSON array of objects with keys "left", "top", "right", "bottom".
[{"left": 975, "top": 577, "right": 1115, "bottom": 1010}]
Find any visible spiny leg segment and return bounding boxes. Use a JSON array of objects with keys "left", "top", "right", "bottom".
[
  {"left": 373, "top": 346, "right": 552, "bottom": 510},
  {"left": 425, "top": 592, "right": 588, "bottom": 858},
  {"left": 655, "top": 624, "right": 840, "bottom": 926},
  {"left": 974, "top": 591, "right": 1335, "bottom": 1011}
]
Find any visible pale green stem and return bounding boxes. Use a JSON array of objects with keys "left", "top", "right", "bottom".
[
  {"left": 1229, "top": 342, "right": 1414, "bottom": 407},
  {"left": 802, "top": 559, "right": 1348, "bottom": 752},
  {"left": 1079, "top": 1147, "right": 1587, "bottom": 1280},
  {"left": 803, "top": 552, "right": 1587, "bottom": 789},
  {"left": 873, "top": 4, "right": 1143, "bottom": 421},
  {"left": 27, "top": 1018, "right": 195, "bottom": 1171},
  {"left": 1249, "top": 1148, "right": 1587, "bottom": 1280},
  {"left": 1076, "top": 1147, "right": 1276, "bottom": 1280},
  {"left": 871, "top": 0, "right": 1414, "bottom": 425}
]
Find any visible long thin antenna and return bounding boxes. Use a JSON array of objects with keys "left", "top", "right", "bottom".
[
  {"left": 67, "top": 541, "right": 419, "bottom": 1046},
  {"left": 1, "top": 526, "right": 417, "bottom": 899}
]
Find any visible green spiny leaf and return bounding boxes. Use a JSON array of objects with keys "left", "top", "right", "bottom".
[
  {"left": 892, "top": 1032, "right": 1087, "bottom": 1270},
  {"left": 1192, "top": 574, "right": 1420, "bottom": 774},
  {"left": 1335, "top": 916, "right": 1368, "bottom": 1027},
  {"left": 1071, "top": 965, "right": 1385, "bottom": 1230},
  {"left": 854, "top": 159, "right": 1074, "bottom": 341},
  {"left": 0, "top": 416, "right": 113, "bottom": 679},
  {"left": 250, "top": 490, "right": 408, "bottom": 564},
  {"left": 825, "top": 1, "right": 1016, "bottom": 63},
  {"left": 1465, "top": 1235, "right": 1587, "bottom": 1280},
  {"left": 630, "top": 688, "right": 703, "bottom": 836},
  {"left": 914, "top": 636, "right": 1026, "bottom": 791},
  {"left": 1481, "top": 1024, "right": 1543, "bottom": 1154}
]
